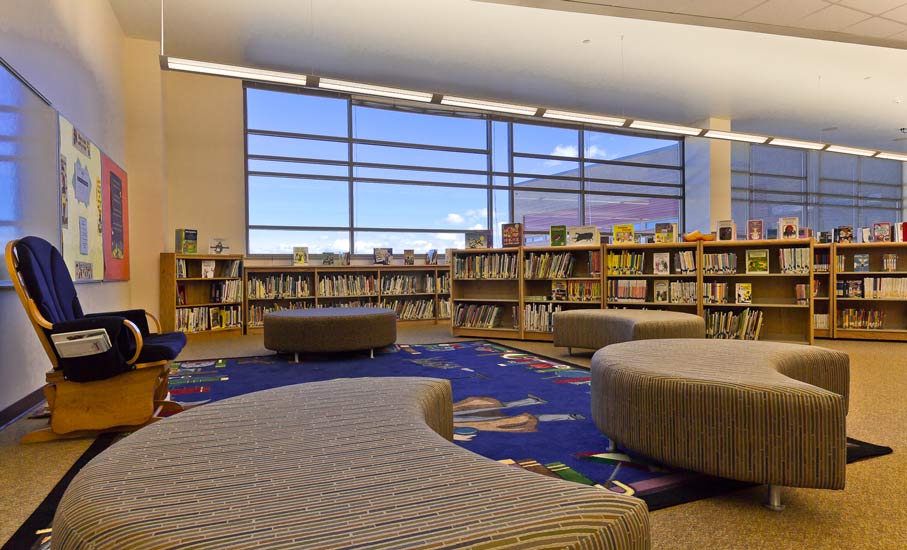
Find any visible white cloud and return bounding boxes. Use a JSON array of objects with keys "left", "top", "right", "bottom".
[
  {"left": 445, "top": 213, "right": 465, "bottom": 224},
  {"left": 545, "top": 144, "right": 579, "bottom": 166},
  {"left": 435, "top": 233, "right": 460, "bottom": 241},
  {"left": 585, "top": 145, "right": 608, "bottom": 159},
  {"left": 470, "top": 223, "right": 484, "bottom": 230}
]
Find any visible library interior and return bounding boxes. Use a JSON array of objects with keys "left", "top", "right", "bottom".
[{"left": 3, "top": 1, "right": 907, "bottom": 549}]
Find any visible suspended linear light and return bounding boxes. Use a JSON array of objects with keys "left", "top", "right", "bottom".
[
  {"left": 875, "top": 152, "right": 907, "bottom": 161},
  {"left": 318, "top": 78, "right": 432, "bottom": 102},
  {"left": 161, "top": 56, "right": 308, "bottom": 86},
  {"left": 542, "top": 109, "right": 625, "bottom": 127},
  {"left": 704, "top": 129, "right": 768, "bottom": 144},
  {"left": 628, "top": 120, "right": 703, "bottom": 136},
  {"left": 825, "top": 144, "right": 876, "bottom": 157},
  {"left": 767, "top": 137, "right": 826, "bottom": 150},
  {"left": 440, "top": 96, "right": 537, "bottom": 116}
]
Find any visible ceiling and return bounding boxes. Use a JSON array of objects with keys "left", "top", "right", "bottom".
[{"left": 109, "top": 0, "right": 907, "bottom": 152}]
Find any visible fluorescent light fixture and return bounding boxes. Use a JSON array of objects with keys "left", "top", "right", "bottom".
[
  {"left": 162, "top": 56, "right": 307, "bottom": 86},
  {"left": 875, "top": 152, "right": 907, "bottom": 161},
  {"left": 825, "top": 144, "right": 876, "bottom": 157},
  {"left": 628, "top": 120, "right": 703, "bottom": 136},
  {"left": 704, "top": 130, "right": 768, "bottom": 143},
  {"left": 542, "top": 109, "right": 625, "bottom": 127},
  {"left": 440, "top": 96, "right": 537, "bottom": 116},
  {"left": 767, "top": 137, "right": 826, "bottom": 150},
  {"left": 319, "top": 78, "right": 432, "bottom": 102}
]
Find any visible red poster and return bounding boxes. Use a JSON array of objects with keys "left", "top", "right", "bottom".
[{"left": 101, "top": 154, "right": 130, "bottom": 280}]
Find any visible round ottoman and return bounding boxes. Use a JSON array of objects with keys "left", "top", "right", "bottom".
[{"left": 263, "top": 307, "right": 396, "bottom": 361}]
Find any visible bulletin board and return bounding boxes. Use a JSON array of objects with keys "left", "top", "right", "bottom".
[
  {"left": 59, "top": 114, "right": 104, "bottom": 281},
  {"left": 101, "top": 153, "right": 129, "bottom": 280}
]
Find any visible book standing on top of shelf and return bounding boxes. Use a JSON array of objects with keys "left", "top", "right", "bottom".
[
  {"left": 425, "top": 249, "right": 438, "bottom": 265},
  {"left": 502, "top": 223, "right": 523, "bottom": 248},
  {"left": 716, "top": 220, "right": 736, "bottom": 241},
  {"left": 817, "top": 231, "right": 832, "bottom": 244},
  {"left": 403, "top": 249, "right": 415, "bottom": 266},
  {"left": 208, "top": 237, "right": 230, "bottom": 254},
  {"left": 654, "top": 223, "right": 677, "bottom": 243},
  {"left": 549, "top": 226, "right": 567, "bottom": 247},
  {"left": 568, "top": 225, "right": 600, "bottom": 245},
  {"left": 374, "top": 248, "right": 392, "bottom": 265},
  {"left": 465, "top": 232, "right": 488, "bottom": 249},
  {"left": 293, "top": 247, "right": 308, "bottom": 266},
  {"left": 834, "top": 226, "right": 853, "bottom": 243},
  {"left": 613, "top": 224, "right": 634, "bottom": 244},
  {"left": 873, "top": 223, "right": 892, "bottom": 243},
  {"left": 747, "top": 220, "right": 764, "bottom": 241},
  {"left": 175, "top": 229, "right": 198, "bottom": 254},
  {"left": 798, "top": 228, "right": 814, "bottom": 239},
  {"left": 340, "top": 252, "right": 351, "bottom": 265},
  {"left": 322, "top": 252, "right": 335, "bottom": 266},
  {"left": 778, "top": 217, "right": 799, "bottom": 239}
]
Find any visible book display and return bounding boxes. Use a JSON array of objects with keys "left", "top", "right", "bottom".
[
  {"left": 244, "top": 265, "right": 452, "bottom": 330},
  {"left": 701, "top": 239, "right": 813, "bottom": 344},
  {"left": 450, "top": 248, "right": 521, "bottom": 339},
  {"left": 833, "top": 241, "right": 907, "bottom": 340},
  {"left": 160, "top": 253, "right": 244, "bottom": 336}
]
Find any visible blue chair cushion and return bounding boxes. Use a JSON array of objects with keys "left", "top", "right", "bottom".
[
  {"left": 14, "top": 236, "right": 83, "bottom": 324},
  {"left": 138, "top": 332, "right": 188, "bottom": 363}
]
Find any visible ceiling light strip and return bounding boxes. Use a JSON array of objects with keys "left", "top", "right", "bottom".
[
  {"left": 876, "top": 152, "right": 907, "bottom": 161},
  {"left": 767, "top": 137, "right": 826, "bottom": 150},
  {"left": 825, "top": 144, "right": 876, "bottom": 157},
  {"left": 163, "top": 56, "right": 307, "bottom": 86},
  {"left": 440, "top": 96, "right": 537, "bottom": 116},
  {"left": 703, "top": 129, "right": 768, "bottom": 144},
  {"left": 628, "top": 120, "right": 704, "bottom": 136},
  {"left": 319, "top": 78, "right": 432, "bottom": 102},
  {"left": 542, "top": 109, "right": 625, "bottom": 126}
]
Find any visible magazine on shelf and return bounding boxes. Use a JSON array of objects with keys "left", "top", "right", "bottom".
[
  {"left": 747, "top": 219, "right": 764, "bottom": 241},
  {"left": 567, "top": 225, "right": 600, "bottom": 245}
]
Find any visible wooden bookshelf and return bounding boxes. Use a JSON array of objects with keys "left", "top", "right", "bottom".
[
  {"left": 833, "top": 241, "right": 907, "bottom": 341},
  {"left": 160, "top": 253, "right": 244, "bottom": 337},
  {"left": 450, "top": 248, "right": 522, "bottom": 339},
  {"left": 243, "top": 264, "right": 452, "bottom": 332},
  {"left": 604, "top": 241, "right": 701, "bottom": 316},
  {"left": 813, "top": 243, "right": 833, "bottom": 338},
  {"left": 701, "top": 239, "right": 813, "bottom": 344}
]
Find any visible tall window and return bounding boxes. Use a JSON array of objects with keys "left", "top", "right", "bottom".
[
  {"left": 246, "top": 84, "right": 684, "bottom": 255},
  {"left": 732, "top": 143, "right": 903, "bottom": 235}
]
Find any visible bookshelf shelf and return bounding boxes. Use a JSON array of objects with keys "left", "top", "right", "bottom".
[
  {"left": 608, "top": 301, "right": 697, "bottom": 306},
  {"left": 176, "top": 302, "right": 242, "bottom": 308},
  {"left": 453, "top": 298, "right": 520, "bottom": 303},
  {"left": 161, "top": 253, "right": 244, "bottom": 336},
  {"left": 177, "top": 277, "right": 242, "bottom": 281},
  {"left": 606, "top": 273, "right": 697, "bottom": 279},
  {"left": 704, "top": 302, "right": 809, "bottom": 309}
]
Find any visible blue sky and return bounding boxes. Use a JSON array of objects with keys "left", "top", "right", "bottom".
[{"left": 245, "top": 88, "right": 679, "bottom": 254}]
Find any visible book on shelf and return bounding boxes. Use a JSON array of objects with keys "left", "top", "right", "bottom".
[
  {"left": 465, "top": 232, "right": 488, "bottom": 249},
  {"left": 703, "top": 281, "right": 729, "bottom": 304},
  {"left": 745, "top": 249, "right": 769, "bottom": 274},
  {"left": 524, "top": 251, "right": 576, "bottom": 278},
  {"left": 551, "top": 280, "right": 567, "bottom": 301},
  {"left": 607, "top": 250, "right": 644, "bottom": 275},
  {"left": 607, "top": 279, "right": 647, "bottom": 302},
  {"left": 403, "top": 249, "right": 415, "bottom": 266},
  {"left": 453, "top": 252, "right": 518, "bottom": 279},
  {"left": 736, "top": 283, "right": 752, "bottom": 304},
  {"left": 502, "top": 223, "right": 524, "bottom": 248},
  {"left": 873, "top": 222, "right": 892, "bottom": 243},
  {"left": 778, "top": 217, "right": 799, "bottom": 239},
  {"left": 834, "top": 226, "right": 853, "bottom": 243},
  {"left": 340, "top": 252, "right": 351, "bottom": 265},
  {"left": 425, "top": 249, "right": 438, "bottom": 265},
  {"left": 653, "top": 252, "right": 670, "bottom": 275},
  {"left": 549, "top": 225, "right": 567, "bottom": 247},
  {"left": 322, "top": 252, "right": 336, "bottom": 266},
  {"left": 200, "top": 260, "right": 216, "bottom": 279},
  {"left": 778, "top": 248, "right": 809, "bottom": 274},
  {"left": 747, "top": 219, "right": 764, "bottom": 241},
  {"left": 567, "top": 225, "right": 600, "bottom": 245},
  {"left": 860, "top": 277, "right": 907, "bottom": 299},
  {"left": 51, "top": 328, "right": 112, "bottom": 358},
  {"left": 814, "top": 252, "right": 830, "bottom": 272},
  {"left": 523, "top": 302, "right": 563, "bottom": 332},
  {"left": 654, "top": 222, "right": 677, "bottom": 244},
  {"left": 854, "top": 254, "right": 870, "bottom": 272},
  {"left": 670, "top": 281, "right": 697, "bottom": 304},
  {"left": 817, "top": 231, "right": 833, "bottom": 244},
  {"left": 374, "top": 247, "right": 392, "bottom": 265},
  {"left": 613, "top": 224, "right": 635, "bottom": 244},
  {"left": 705, "top": 308, "right": 763, "bottom": 340},
  {"left": 208, "top": 237, "right": 230, "bottom": 254},
  {"left": 177, "top": 284, "right": 186, "bottom": 305},
  {"left": 839, "top": 308, "right": 883, "bottom": 329},
  {"left": 175, "top": 228, "right": 198, "bottom": 254},
  {"left": 674, "top": 250, "right": 696, "bottom": 274},
  {"left": 654, "top": 280, "right": 669, "bottom": 303},
  {"left": 858, "top": 227, "right": 871, "bottom": 243},
  {"left": 883, "top": 253, "right": 898, "bottom": 272},
  {"left": 814, "top": 313, "right": 829, "bottom": 330},
  {"left": 795, "top": 283, "right": 809, "bottom": 304},
  {"left": 716, "top": 220, "right": 736, "bottom": 241},
  {"left": 703, "top": 252, "right": 738, "bottom": 274},
  {"left": 798, "top": 227, "right": 814, "bottom": 239},
  {"left": 293, "top": 247, "right": 308, "bottom": 266}
]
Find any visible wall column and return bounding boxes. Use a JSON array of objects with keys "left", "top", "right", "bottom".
[{"left": 684, "top": 117, "right": 731, "bottom": 234}]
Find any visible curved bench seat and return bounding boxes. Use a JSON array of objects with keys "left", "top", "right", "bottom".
[
  {"left": 263, "top": 307, "right": 397, "bottom": 358},
  {"left": 54, "top": 377, "right": 650, "bottom": 549},
  {"left": 591, "top": 339, "right": 849, "bottom": 491}
]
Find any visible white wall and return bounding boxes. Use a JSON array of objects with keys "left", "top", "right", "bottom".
[{"left": 0, "top": 0, "right": 129, "bottom": 410}]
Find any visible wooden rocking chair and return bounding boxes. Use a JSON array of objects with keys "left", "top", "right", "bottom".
[{"left": 6, "top": 237, "right": 186, "bottom": 443}]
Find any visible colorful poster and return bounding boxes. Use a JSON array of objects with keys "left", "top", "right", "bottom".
[
  {"left": 59, "top": 115, "right": 103, "bottom": 281},
  {"left": 102, "top": 153, "right": 129, "bottom": 280}
]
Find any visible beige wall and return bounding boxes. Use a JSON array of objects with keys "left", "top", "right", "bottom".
[
  {"left": 163, "top": 71, "right": 246, "bottom": 254},
  {"left": 0, "top": 0, "right": 131, "bottom": 410}
]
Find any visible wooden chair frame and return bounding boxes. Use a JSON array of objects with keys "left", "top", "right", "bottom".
[{"left": 5, "top": 240, "right": 183, "bottom": 444}]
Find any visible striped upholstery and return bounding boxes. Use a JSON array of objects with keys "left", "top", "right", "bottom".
[
  {"left": 53, "top": 377, "right": 650, "bottom": 549},
  {"left": 553, "top": 309, "right": 705, "bottom": 351},
  {"left": 591, "top": 339, "right": 849, "bottom": 489},
  {"left": 263, "top": 307, "right": 396, "bottom": 353}
]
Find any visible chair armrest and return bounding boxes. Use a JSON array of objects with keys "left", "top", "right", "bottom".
[
  {"left": 50, "top": 317, "right": 144, "bottom": 382},
  {"left": 85, "top": 309, "right": 151, "bottom": 335}
]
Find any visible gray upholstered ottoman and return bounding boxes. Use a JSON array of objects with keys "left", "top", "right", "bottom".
[
  {"left": 592, "top": 339, "right": 850, "bottom": 510},
  {"left": 553, "top": 309, "right": 704, "bottom": 353},
  {"left": 263, "top": 307, "right": 396, "bottom": 360}
]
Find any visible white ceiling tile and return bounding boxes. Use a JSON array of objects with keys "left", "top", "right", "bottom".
[
  {"left": 679, "top": 0, "right": 767, "bottom": 19},
  {"left": 838, "top": 0, "right": 907, "bottom": 16},
  {"left": 798, "top": 4, "right": 872, "bottom": 31},
  {"left": 843, "top": 16, "right": 907, "bottom": 37},
  {"left": 882, "top": 5, "right": 907, "bottom": 23},
  {"left": 738, "top": 0, "right": 829, "bottom": 25}
]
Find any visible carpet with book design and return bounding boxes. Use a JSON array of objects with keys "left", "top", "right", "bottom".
[{"left": 8, "top": 340, "right": 892, "bottom": 549}]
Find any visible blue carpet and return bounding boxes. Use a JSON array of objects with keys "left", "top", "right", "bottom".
[{"left": 166, "top": 339, "right": 889, "bottom": 510}]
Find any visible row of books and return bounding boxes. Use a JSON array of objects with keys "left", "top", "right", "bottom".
[
  {"left": 381, "top": 299, "right": 435, "bottom": 320},
  {"left": 438, "top": 298, "right": 451, "bottom": 319},
  {"left": 839, "top": 308, "right": 884, "bottom": 329},
  {"left": 814, "top": 313, "right": 830, "bottom": 330},
  {"left": 453, "top": 304, "right": 514, "bottom": 329},
  {"left": 854, "top": 277, "right": 907, "bottom": 299},
  {"left": 607, "top": 280, "right": 647, "bottom": 302},
  {"left": 607, "top": 251, "right": 644, "bottom": 275},
  {"left": 606, "top": 251, "right": 696, "bottom": 275},
  {"left": 778, "top": 248, "right": 810, "bottom": 274},
  {"left": 659, "top": 281, "right": 698, "bottom": 304},
  {"left": 209, "top": 280, "right": 242, "bottom": 303},
  {"left": 524, "top": 252, "right": 576, "bottom": 279},
  {"left": 177, "top": 259, "right": 242, "bottom": 279},
  {"left": 453, "top": 254, "right": 519, "bottom": 279},
  {"left": 523, "top": 303, "right": 563, "bottom": 332},
  {"left": 247, "top": 302, "right": 314, "bottom": 328},
  {"left": 319, "top": 275, "right": 379, "bottom": 296},
  {"left": 703, "top": 253, "right": 738, "bottom": 274},
  {"left": 247, "top": 275, "right": 313, "bottom": 299},
  {"left": 838, "top": 253, "right": 901, "bottom": 273},
  {"left": 705, "top": 308, "right": 763, "bottom": 340},
  {"left": 554, "top": 280, "right": 601, "bottom": 302},
  {"left": 176, "top": 305, "right": 242, "bottom": 333},
  {"left": 815, "top": 253, "right": 830, "bottom": 273},
  {"left": 380, "top": 275, "right": 432, "bottom": 295}
]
